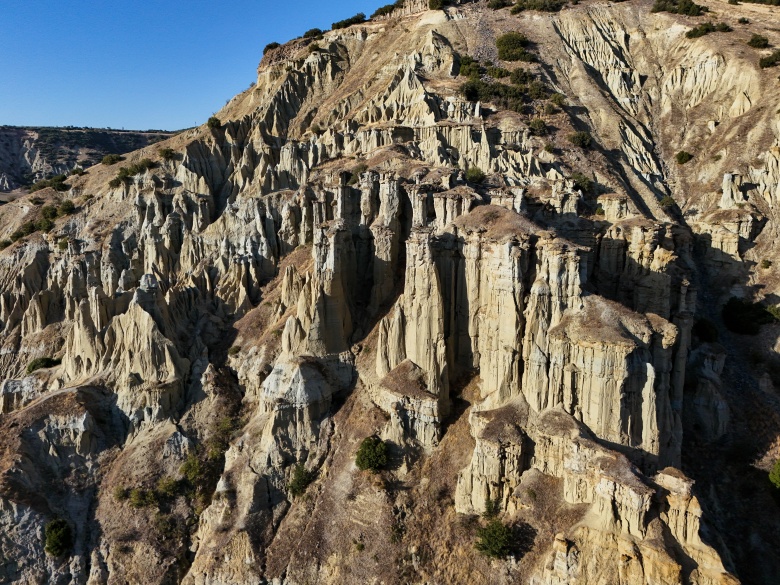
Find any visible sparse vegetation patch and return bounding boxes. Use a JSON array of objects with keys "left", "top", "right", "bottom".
[
  {"left": 27, "top": 357, "right": 61, "bottom": 374},
  {"left": 355, "top": 436, "right": 388, "bottom": 472},
  {"left": 332, "top": 12, "right": 366, "bottom": 29},
  {"left": 651, "top": 0, "right": 709, "bottom": 16}
]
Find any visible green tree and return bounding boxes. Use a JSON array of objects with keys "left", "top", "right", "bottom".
[
  {"left": 475, "top": 519, "right": 511, "bottom": 558},
  {"left": 44, "top": 519, "right": 72, "bottom": 557},
  {"left": 676, "top": 150, "right": 693, "bottom": 164},
  {"left": 496, "top": 32, "right": 534, "bottom": 61},
  {"left": 158, "top": 147, "right": 176, "bottom": 161},
  {"left": 568, "top": 131, "right": 592, "bottom": 149},
  {"left": 101, "top": 154, "right": 123, "bottom": 165},
  {"left": 465, "top": 167, "right": 486, "bottom": 184},
  {"left": 207, "top": 116, "right": 222, "bottom": 129},
  {"left": 355, "top": 436, "right": 388, "bottom": 472},
  {"left": 58, "top": 199, "right": 75, "bottom": 215},
  {"left": 748, "top": 34, "right": 769, "bottom": 49},
  {"left": 288, "top": 463, "right": 315, "bottom": 497},
  {"left": 529, "top": 118, "right": 547, "bottom": 136},
  {"left": 27, "top": 357, "right": 61, "bottom": 374}
]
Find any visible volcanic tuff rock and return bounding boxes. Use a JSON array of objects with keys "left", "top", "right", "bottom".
[{"left": 1, "top": 0, "right": 780, "bottom": 583}]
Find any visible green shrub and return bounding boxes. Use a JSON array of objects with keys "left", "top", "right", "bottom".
[
  {"left": 347, "top": 163, "right": 368, "bottom": 186},
  {"left": 510, "top": 68, "right": 534, "bottom": 86},
  {"left": 303, "top": 28, "right": 324, "bottom": 39},
  {"left": 44, "top": 519, "right": 72, "bottom": 557},
  {"left": 486, "top": 66, "right": 510, "bottom": 79},
  {"left": 686, "top": 23, "right": 715, "bottom": 38},
  {"left": 57, "top": 238, "right": 68, "bottom": 251},
  {"left": 263, "top": 42, "right": 280, "bottom": 55},
  {"left": 101, "top": 154, "right": 123, "bottom": 165},
  {"left": 549, "top": 92, "right": 566, "bottom": 107},
  {"left": 458, "top": 55, "right": 481, "bottom": 78},
  {"left": 108, "top": 178, "right": 122, "bottom": 188},
  {"left": 429, "top": 0, "right": 444, "bottom": 8},
  {"left": 748, "top": 34, "right": 769, "bottom": 49},
  {"left": 465, "top": 167, "right": 486, "bottom": 183},
  {"left": 651, "top": 0, "right": 708, "bottom": 16},
  {"left": 355, "top": 436, "right": 388, "bottom": 472},
  {"left": 113, "top": 486, "right": 130, "bottom": 501},
  {"left": 41, "top": 205, "right": 58, "bottom": 220},
  {"left": 156, "top": 477, "right": 181, "bottom": 499},
  {"left": 30, "top": 174, "right": 68, "bottom": 193},
  {"left": 771, "top": 459, "right": 780, "bottom": 489},
  {"left": 69, "top": 167, "right": 84, "bottom": 176},
  {"left": 475, "top": 519, "right": 511, "bottom": 558},
  {"left": 760, "top": 259, "right": 772, "bottom": 269},
  {"left": 715, "top": 22, "right": 733, "bottom": 32},
  {"left": 180, "top": 453, "right": 205, "bottom": 484},
  {"left": 676, "top": 150, "right": 693, "bottom": 164},
  {"left": 36, "top": 218, "right": 54, "bottom": 233},
  {"left": 759, "top": 50, "right": 780, "bottom": 68},
  {"left": 207, "top": 116, "right": 222, "bottom": 129},
  {"left": 153, "top": 513, "right": 183, "bottom": 539},
  {"left": 527, "top": 80, "right": 549, "bottom": 100},
  {"left": 288, "top": 463, "right": 315, "bottom": 497},
  {"left": 332, "top": 12, "right": 366, "bottom": 29},
  {"left": 27, "top": 357, "right": 61, "bottom": 374},
  {"left": 158, "top": 147, "right": 176, "bottom": 161},
  {"left": 372, "top": 1, "right": 403, "bottom": 18},
  {"left": 529, "top": 118, "right": 547, "bottom": 136},
  {"left": 571, "top": 172, "right": 594, "bottom": 193},
  {"left": 660, "top": 195, "right": 676, "bottom": 208},
  {"left": 595, "top": 205, "right": 605, "bottom": 216},
  {"left": 568, "top": 131, "right": 592, "bottom": 148},
  {"left": 460, "top": 78, "right": 535, "bottom": 112},
  {"left": 227, "top": 345, "right": 241, "bottom": 356},
  {"left": 722, "top": 297, "right": 778, "bottom": 335},
  {"left": 483, "top": 497, "right": 499, "bottom": 519},
  {"left": 496, "top": 32, "right": 535, "bottom": 61},
  {"left": 510, "top": 0, "right": 567, "bottom": 12},
  {"left": 738, "top": 17, "right": 749, "bottom": 24},
  {"left": 58, "top": 199, "right": 75, "bottom": 216},
  {"left": 0, "top": 240, "right": 11, "bottom": 250},
  {"left": 488, "top": 0, "right": 512, "bottom": 7},
  {"left": 129, "top": 488, "right": 155, "bottom": 508}
]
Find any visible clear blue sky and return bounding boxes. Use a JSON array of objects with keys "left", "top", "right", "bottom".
[{"left": 0, "top": 0, "right": 383, "bottom": 131}]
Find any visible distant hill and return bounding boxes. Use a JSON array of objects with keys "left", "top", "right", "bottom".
[{"left": 0, "top": 126, "right": 178, "bottom": 191}]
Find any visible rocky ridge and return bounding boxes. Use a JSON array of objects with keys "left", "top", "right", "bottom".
[{"left": 0, "top": 127, "right": 176, "bottom": 192}]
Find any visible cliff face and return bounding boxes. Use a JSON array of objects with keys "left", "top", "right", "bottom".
[
  {"left": 0, "top": 127, "right": 175, "bottom": 192},
  {"left": 1, "top": 0, "right": 780, "bottom": 583}
]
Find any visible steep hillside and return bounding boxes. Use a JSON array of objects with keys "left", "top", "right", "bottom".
[
  {"left": 0, "top": 126, "right": 177, "bottom": 192},
  {"left": 1, "top": 0, "right": 780, "bottom": 583}
]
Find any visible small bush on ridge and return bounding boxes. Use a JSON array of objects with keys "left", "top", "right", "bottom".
[{"left": 355, "top": 436, "right": 388, "bottom": 472}]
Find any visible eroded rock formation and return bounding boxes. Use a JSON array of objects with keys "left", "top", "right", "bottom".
[{"left": 2, "top": 0, "right": 780, "bottom": 583}]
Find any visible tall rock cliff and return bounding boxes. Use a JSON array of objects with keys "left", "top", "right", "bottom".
[{"left": 1, "top": 0, "right": 780, "bottom": 583}]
